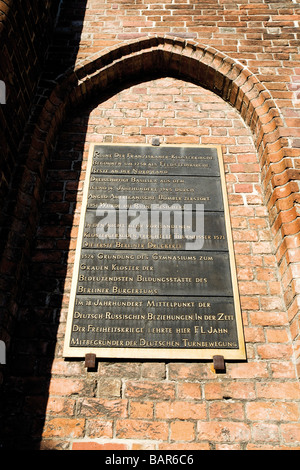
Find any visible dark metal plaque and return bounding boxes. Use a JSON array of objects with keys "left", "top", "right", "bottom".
[
  {"left": 87, "top": 175, "right": 223, "bottom": 211},
  {"left": 70, "top": 296, "right": 238, "bottom": 350},
  {"left": 77, "top": 250, "right": 233, "bottom": 297},
  {"left": 82, "top": 209, "right": 228, "bottom": 251},
  {"left": 91, "top": 145, "right": 220, "bottom": 177},
  {"left": 64, "top": 145, "right": 246, "bottom": 360}
]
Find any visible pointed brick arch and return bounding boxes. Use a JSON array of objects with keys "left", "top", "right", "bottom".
[
  {"left": 40, "top": 35, "right": 299, "bottom": 238},
  {"left": 6, "top": 35, "right": 300, "bottom": 374}
]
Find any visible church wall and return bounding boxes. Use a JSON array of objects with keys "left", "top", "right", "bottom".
[
  {"left": 10, "top": 77, "right": 299, "bottom": 450},
  {"left": 0, "top": 0, "right": 299, "bottom": 450},
  {"left": 0, "top": 0, "right": 61, "bottom": 381}
]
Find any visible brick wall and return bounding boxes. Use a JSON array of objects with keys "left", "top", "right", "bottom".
[
  {"left": 0, "top": 0, "right": 60, "bottom": 237},
  {"left": 1, "top": 0, "right": 300, "bottom": 450},
  {"left": 0, "top": 0, "right": 61, "bottom": 380}
]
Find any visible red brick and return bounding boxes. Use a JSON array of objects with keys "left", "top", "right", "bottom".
[
  {"left": 197, "top": 422, "right": 250, "bottom": 442},
  {"left": 247, "top": 402, "right": 299, "bottom": 422},
  {"left": 43, "top": 418, "right": 85, "bottom": 439},
  {"left": 251, "top": 423, "right": 280, "bottom": 443},
  {"left": 204, "top": 382, "right": 256, "bottom": 400},
  {"left": 177, "top": 382, "right": 202, "bottom": 399},
  {"left": 234, "top": 183, "right": 254, "bottom": 193},
  {"left": 141, "top": 126, "right": 175, "bottom": 135},
  {"left": 209, "top": 402, "right": 245, "bottom": 421},
  {"left": 281, "top": 424, "right": 300, "bottom": 444},
  {"left": 130, "top": 401, "right": 154, "bottom": 419},
  {"left": 238, "top": 281, "right": 268, "bottom": 295},
  {"left": 257, "top": 343, "right": 293, "bottom": 360},
  {"left": 48, "top": 378, "right": 85, "bottom": 396},
  {"left": 226, "top": 362, "right": 269, "bottom": 379},
  {"left": 265, "top": 328, "right": 289, "bottom": 343},
  {"left": 170, "top": 421, "right": 195, "bottom": 441},
  {"left": 256, "top": 382, "right": 300, "bottom": 399},
  {"left": 124, "top": 380, "right": 176, "bottom": 400},
  {"left": 86, "top": 419, "right": 113, "bottom": 438},
  {"left": 141, "top": 362, "right": 166, "bottom": 379},
  {"left": 116, "top": 419, "right": 168, "bottom": 440},
  {"left": 159, "top": 442, "right": 210, "bottom": 450},
  {"left": 45, "top": 397, "right": 76, "bottom": 416},
  {"left": 156, "top": 401, "right": 206, "bottom": 420},
  {"left": 168, "top": 363, "right": 214, "bottom": 380},
  {"left": 3, "top": 4, "right": 300, "bottom": 452},
  {"left": 77, "top": 398, "right": 128, "bottom": 418},
  {"left": 249, "top": 311, "right": 287, "bottom": 326},
  {"left": 72, "top": 442, "right": 129, "bottom": 450}
]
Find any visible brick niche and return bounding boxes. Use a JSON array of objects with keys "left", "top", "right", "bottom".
[{"left": 0, "top": 0, "right": 299, "bottom": 451}]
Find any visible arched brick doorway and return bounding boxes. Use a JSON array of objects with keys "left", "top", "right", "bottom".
[
  {"left": 7, "top": 36, "right": 299, "bottom": 373},
  {"left": 1, "top": 36, "right": 300, "bottom": 449}
]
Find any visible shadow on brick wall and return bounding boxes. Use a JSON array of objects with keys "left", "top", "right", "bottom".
[{"left": 0, "top": 0, "right": 89, "bottom": 450}]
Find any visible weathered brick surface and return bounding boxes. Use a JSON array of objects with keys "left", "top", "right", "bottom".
[
  {"left": 0, "top": 0, "right": 299, "bottom": 451},
  {"left": 0, "top": 0, "right": 60, "bottom": 241},
  {"left": 0, "top": 0, "right": 61, "bottom": 388}
]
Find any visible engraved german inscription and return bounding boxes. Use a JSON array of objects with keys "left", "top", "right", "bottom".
[
  {"left": 70, "top": 296, "right": 238, "bottom": 349},
  {"left": 63, "top": 145, "right": 246, "bottom": 360},
  {"left": 87, "top": 175, "right": 223, "bottom": 211},
  {"left": 77, "top": 250, "right": 233, "bottom": 296}
]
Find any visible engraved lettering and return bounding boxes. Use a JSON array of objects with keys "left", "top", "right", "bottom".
[{"left": 64, "top": 145, "right": 245, "bottom": 361}]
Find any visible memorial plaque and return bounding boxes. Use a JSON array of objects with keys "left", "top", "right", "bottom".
[
  {"left": 87, "top": 175, "right": 224, "bottom": 211},
  {"left": 70, "top": 296, "right": 239, "bottom": 351},
  {"left": 91, "top": 145, "right": 220, "bottom": 176},
  {"left": 82, "top": 209, "right": 228, "bottom": 251},
  {"left": 77, "top": 250, "right": 233, "bottom": 297},
  {"left": 64, "top": 144, "right": 246, "bottom": 360}
]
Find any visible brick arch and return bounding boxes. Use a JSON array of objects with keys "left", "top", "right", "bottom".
[
  {"left": 0, "top": 1, "right": 12, "bottom": 27},
  {"left": 37, "top": 35, "right": 298, "bottom": 239},
  {"left": 11, "top": 35, "right": 300, "bottom": 372}
]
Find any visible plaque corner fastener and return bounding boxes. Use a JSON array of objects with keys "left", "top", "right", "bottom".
[
  {"left": 85, "top": 353, "right": 96, "bottom": 370},
  {"left": 152, "top": 137, "right": 160, "bottom": 146},
  {"left": 213, "top": 355, "right": 226, "bottom": 373}
]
